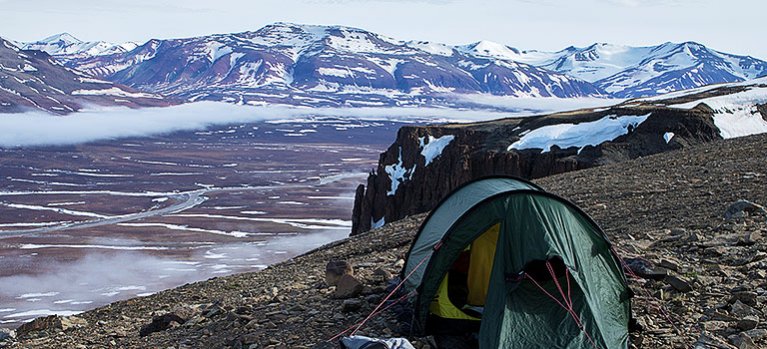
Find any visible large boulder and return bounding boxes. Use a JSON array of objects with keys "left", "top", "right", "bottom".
[
  {"left": 334, "top": 274, "right": 364, "bottom": 299},
  {"left": 16, "top": 315, "right": 87, "bottom": 338},
  {"left": 724, "top": 200, "right": 766, "bottom": 221},
  {"left": 326, "top": 260, "right": 354, "bottom": 286},
  {"left": 139, "top": 306, "right": 199, "bottom": 337}
]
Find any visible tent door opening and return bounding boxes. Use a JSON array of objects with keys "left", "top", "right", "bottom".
[{"left": 429, "top": 223, "right": 500, "bottom": 327}]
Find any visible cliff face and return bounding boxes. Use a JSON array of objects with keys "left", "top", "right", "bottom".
[{"left": 350, "top": 105, "right": 725, "bottom": 235}]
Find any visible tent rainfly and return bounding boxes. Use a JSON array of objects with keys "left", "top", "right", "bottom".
[{"left": 401, "top": 176, "right": 631, "bottom": 348}]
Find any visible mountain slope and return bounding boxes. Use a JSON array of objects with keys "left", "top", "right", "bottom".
[
  {"left": 350, "top": 78, "right": 767, "bottom": 234},
  {"left": 4, "top": 131, "right": 767, "bottom": 349},
  {"left": 60, "top": 23, "right": 603, "bottom": 107},
  {"left": 519, "top": 42, "right": 767, "bottom": 98},
  {"left": 26, "top": 25, "right": 767, "bottom": 106},
  {"left": 19, "top": 33, "right": 139, "bottom": 58},
  {"left": 0, "top": 38, "right": 171, "bottom": 114}
]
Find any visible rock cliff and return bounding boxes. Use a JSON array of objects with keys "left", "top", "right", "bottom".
[{"left": 351, "top": 80, "right": 767, "bottom": 235}]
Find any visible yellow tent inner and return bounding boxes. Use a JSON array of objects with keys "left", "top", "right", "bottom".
[{"left": 429, "top": 223, "right": 500, "bottom": 320}]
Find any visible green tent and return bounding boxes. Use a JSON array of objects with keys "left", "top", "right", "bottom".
[{"left": 402, "top": 176, "right": 630, "bottom": 348}]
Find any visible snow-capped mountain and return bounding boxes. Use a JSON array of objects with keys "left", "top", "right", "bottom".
[
  {"left": 20, "top": 33, "right": 139, "bottom": 58},
  {"left": 518, "top": 42, "right": 767, "bottom": 98},
  {"left": 27, "top": 23, "right": 767, "bottom": 106},
  {"left": 0, "top": 38, "right": 171, "bottom": 114},
  {"left": 58, "top": 23, "right": 602, "bottom": 107}
]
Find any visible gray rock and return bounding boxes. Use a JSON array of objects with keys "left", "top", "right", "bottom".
[
  {"left": 341, "top": 299, "right": 363, "bottom": 313},
  {"left": 731, "top": 300, "right": 760, "bottom": 317},
  {"left": 728, "top": 332, "right": 756, "bottom": 349},
  {"left": 139, "top": 312, "right": 189, "bottom": 337},
  {"left": 736, "top": 316, "right": 759, "bottom": 331},
  {"left": 659, "top": 258, "right": 681, "bottom": 271},
  {"left": 0, "top": 328, "right": 14, "bottom": 340},
  {"left": 708, "top": 310, "right": 739, "bottom": 322},
  {"left": 724, "top": 200, "right": 767, "bottom": 221},
  {"left": 743, "top": 329, "right": 767, "bottom": 341},
  {"left": 326, "top": 260, "right": 353, "bottom": 286},
  {"left": 16, "top": 315, "right": 87, "bottom": 338},
  {"left": 665, "top": 275, "right": 693, "bottom": 292},
  {"left": 624, "top": 257, "right": 669, "bottom": 280},
  {"left": 694, "top": 332, "right": 738, "bottom": 349},
  {"left": 372, "top": 268, "right": 393, "bottom": 281},
  {"left": 730, "top": 291, "right": 758, "bottom": 307}
]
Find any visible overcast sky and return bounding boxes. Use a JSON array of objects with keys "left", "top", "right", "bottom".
[{"left": 2, "top": 0, "right": 765, "bottom": 58}]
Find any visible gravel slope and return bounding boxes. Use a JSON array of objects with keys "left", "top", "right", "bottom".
[{"left": 3, "top": 133, "right": 767, "bottom": 349}]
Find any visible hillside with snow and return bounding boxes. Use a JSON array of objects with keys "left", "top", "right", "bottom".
[
  {"left": 42, "top": 23, "right": 605, "bottom": 108},
  {"left": 351, "top": 77, "right": 767, "bottom": 234},
  {"left": 11, "top": 23, "right": 767, "bottom": 110},
  {"left": 0, "top": 38, "right": 171, "bottom": 114},
  {"left": 18, "top": 33, "right": 139, "bottom": 58}
]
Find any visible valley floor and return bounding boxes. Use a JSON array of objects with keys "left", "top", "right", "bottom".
[{"left": 3, "top": 133, "right": 767, "bottom": 348}]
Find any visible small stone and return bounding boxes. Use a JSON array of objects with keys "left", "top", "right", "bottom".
[
  {"left": 372, "top": 268, "right": 393, "bottom": 281},
  {"left": 730, "top": 291, "right": 758, "bottom": 307},
  {"left": 743, "top": 329, "right": 767, "bottom": 340},
  {"left": 393, "top": 259, "right": 405, "bottom": 268},
  {"left": 709, "top": 310, "right": 738, "bottom": 322},
  {"left": 326, "top": 260, "right": 353, "bottom": 286},
  {"left": 729, "top": 332, "right": 756, "bottom": 349},
  {"left": 671, "top": 228, "right": 687, "bottom": 235},
  {"left": 342, "top": 299, "right": 363, "bottom": 312},
  {"left": 139, "top": 313, "right": 188, "bottom": 337},
  {"left": 731, "top": 300, "right": 760, "bottom": 317},
  {"left": 736, "top": 316, "right": 759, "bottom": 331},
  {"left": 665, "top": 275, "right": 692, "bottom": 292},
  {"left": 0, "top": 328, "right": 14, "bottom": 340},
  {"left": 16, "top": 315, "right": 69, "bottom": 337},
  {"left": 624, "top": 257, "right": 669, "bottom": 280},
  {"left": 659, "top": 258, "right": 680, "bottom": 271},
  {"left": 333, "top": 274, "right": 364, "bottom": 299},
  {"left": 737, "top": 231, "right": 762, "bottom": 246},
  {"left": 239, "top": 333, "right": 259, "bottom": 345},
  {"left": 724, "top": 200, "right": 767, "bottom": 221},
  {"left": 696, "top": 332, "right": 737, "bottom": 349}
]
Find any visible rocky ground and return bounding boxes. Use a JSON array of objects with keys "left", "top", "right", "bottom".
[{"left": 2, "top": 133, "right": 767, "bottom": 348}]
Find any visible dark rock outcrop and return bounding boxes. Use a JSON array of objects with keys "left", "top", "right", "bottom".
[{"left": 351, "top": 103, "right": 721, "bottom": 235}]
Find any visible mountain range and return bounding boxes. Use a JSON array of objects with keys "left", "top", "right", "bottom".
[
  {"left": 0, "top": 37, "right": 171, "bottom": 114},
  {"left": 6, "top": 23, "right": 767, "bottom": 112}
]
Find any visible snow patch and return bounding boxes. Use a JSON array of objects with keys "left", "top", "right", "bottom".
[
  {"left": 71, "top": 87, "right": 159, "bottom": 99},
  {"left": 385, "top": 147, "right": 416, "bottom": 196},
  {"left": 509, "top": 114, "right": 651, "bottom": 153},
  {"left": 371, "top": 217, "right": 386, "bottom": 229},
  {"left": 663, "top": 132, "right": 675, "bottom": 143},
  {"left": 419, "top": 135, "right": 455, "bottom": 166},
  {"left": 667, "top": 86, "right": 767, "bottom": 139}
]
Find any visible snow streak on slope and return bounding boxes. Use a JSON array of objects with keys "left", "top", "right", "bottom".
[
  {"left": 16, "top": 24, "right": 767, "bottom": 108},
  {"left": 508, "top": 114, "right": 651, "bottom": 153},
  {"left": 419, "top": 135, "right": 454, "bottom": 166},
  {"left": 666, "top": 84, "right": 767, "bottom": 139},
  {"left": 55, "top": 23, "right": 604, "bottom": 107},
  {"left": 21, "top": 33, "right": 139, "bottom": 57}
]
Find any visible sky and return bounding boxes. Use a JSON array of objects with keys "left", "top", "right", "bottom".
[{"left": 1, "top": 0, "right": 765, "bottom": 59}]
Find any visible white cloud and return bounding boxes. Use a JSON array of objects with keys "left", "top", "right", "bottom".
[{"left": 0, "top": 99, "right": 620, "bottom": 147}]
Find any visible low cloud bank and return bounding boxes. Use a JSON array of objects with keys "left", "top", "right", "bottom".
[{"left": 1, "top": 99, "right": 621, "bottom": 147}]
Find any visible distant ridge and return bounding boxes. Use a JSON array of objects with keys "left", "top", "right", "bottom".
[{"left": 13, "top": 23, "right": 767, "bottom": 108}]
